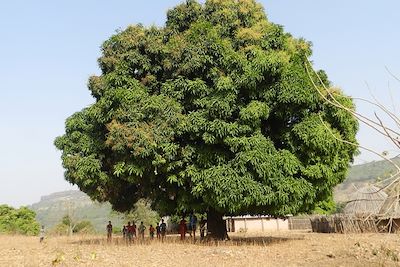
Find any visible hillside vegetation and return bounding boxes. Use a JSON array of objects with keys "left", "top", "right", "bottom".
[
  {"left": 29, "top": 191, "right": 160, "bottom": 233},
  {"left": 29, "top": 191, "right": 123, "bottom": 232},
  {"left": 334, "top": 157, "right": 400, "bottom": 202}
]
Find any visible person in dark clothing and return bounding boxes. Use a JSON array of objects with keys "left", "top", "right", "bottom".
[
  {"left": 160, "top": 219, "right": 167, "bottom": 242},
  {"left": 190, "top": 214, "right": 198, "bottom": 240},
  {"left": 106, "top": 221, "right": 113, "bottom": 243},
  {"left": 199, "top": 216, "right": 207, "bottom": 241},
  {"left": 156, "top": 223, "right": 161, "bottom": 240},
  {"left": 122, "top": 225, "right": 128, "bottom": 240}
]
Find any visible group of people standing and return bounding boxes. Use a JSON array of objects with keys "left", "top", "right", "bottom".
[
  {"left": 106, "top": 214, "right": 207, "bottom": 243},
  {"left": 178, "top": 213, "right": 207, "bottom": 241},
  {"left": 107, "top": 219, "right": 167, "bottom": 243}
]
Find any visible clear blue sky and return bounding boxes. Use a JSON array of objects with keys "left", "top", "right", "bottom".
[{"left": 1, "top": 1, "right": 400, "bottom": 207}]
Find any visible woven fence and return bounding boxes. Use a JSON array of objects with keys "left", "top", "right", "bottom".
[
  {"left": 310, "top": 215, "right": 379, "bottom": 233},
  {"left": 288, "top": 217, "right": 312, "bottom": 230}
]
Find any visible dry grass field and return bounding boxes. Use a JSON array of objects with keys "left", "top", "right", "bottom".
[{"left": 1, "top": 231, "right": 400, "bottom": 267}]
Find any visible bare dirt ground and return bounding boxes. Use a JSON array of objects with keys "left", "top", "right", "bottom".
[{"left": 1, "top": 231, "right": 399, "bottom": 267}]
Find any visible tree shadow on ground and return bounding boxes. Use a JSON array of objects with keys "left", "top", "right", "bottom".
[
  {"left": 69, "top": 234, "right": 304, "bottom": 247},
  {"left": 223, "top": 235, "right": 304, "bottom": 246}
]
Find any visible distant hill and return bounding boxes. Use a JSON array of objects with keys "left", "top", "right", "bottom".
[
  {"left": 31, "top": 157, "right": 399, "bottom": 227},
  {"left": 29, "top": 191, "right": 123, "bottom": 232},
  {"left": 334, "top": 156, "right": 400, "bottom": 202}
]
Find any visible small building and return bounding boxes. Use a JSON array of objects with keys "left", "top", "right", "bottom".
[{"left": 225, "top": 215, "right": 289, "bottom": 232}]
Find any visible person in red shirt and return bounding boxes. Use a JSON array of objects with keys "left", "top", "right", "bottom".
[
  {"left": 179, "top": 217, "right": 187, "bottom": 241},
  {"left": 126, "top": 222, "right": 134, "bottom": 244},
  {"left": 149, "top": 225, "right": 155, "bottom": 239}
]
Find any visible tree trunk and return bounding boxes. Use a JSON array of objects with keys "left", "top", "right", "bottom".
[{"left": 207, "top": 207, "right": 229, "bottom": 240}]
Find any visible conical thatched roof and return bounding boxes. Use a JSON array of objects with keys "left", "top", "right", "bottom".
[
  {"left": 343, "top": 184, "right": 387, "bottom": 217},
  {"left": 378, "top": 184, "right": 400, "bottom": 219}
]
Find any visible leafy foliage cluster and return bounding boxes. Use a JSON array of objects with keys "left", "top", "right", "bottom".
[
  {"left": 55, "top": 0, "right": 358, "bottom": 217},
  {"left": 51, "top": 215, "right": 95, "bottom": 235},
  {"left": 0, "top": 205, "right": 40, "bottom": 235},
  {"left": 122, "top": 199, "right": 160, "bottom": 227}
]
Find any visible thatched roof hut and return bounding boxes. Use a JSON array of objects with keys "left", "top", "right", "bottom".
[
  {"left": 378, "top": 184, "right": 400, "bottom": 219},
  {"left": 343, "top": 184, "right": 387, "bottom": 217}
]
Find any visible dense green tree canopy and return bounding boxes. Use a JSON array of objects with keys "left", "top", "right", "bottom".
[
  {"left": 0, "top": 205, "right": 40, "bottom": 235},
  {"left": 55, "top": 0, "right": 357, "bottom": 219}
]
